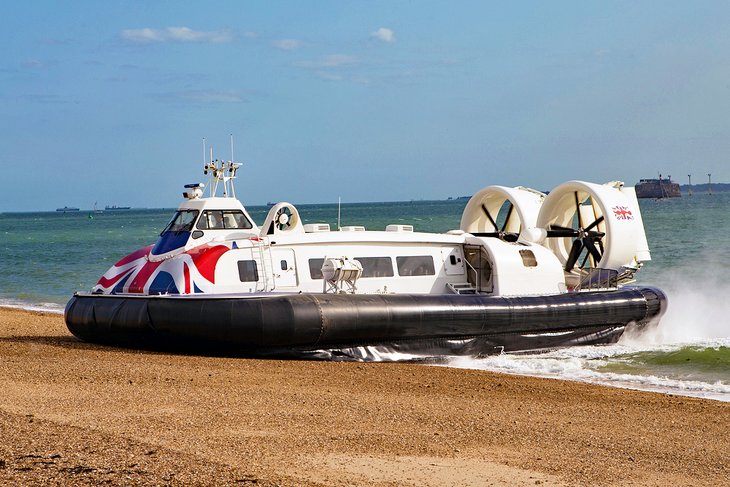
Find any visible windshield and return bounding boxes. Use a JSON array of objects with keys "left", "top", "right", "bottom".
[{"left": 161, "top": 210, "right": 199, "bottom": 234}]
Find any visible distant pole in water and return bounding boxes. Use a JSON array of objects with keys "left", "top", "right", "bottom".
[
  {"left": 337, "top": 196, "right": 341, "bottom": 230},
  {"left": 688, "top": 174, "right": 692, "bottom": 196},
  {"left": 708, "top": 173, "right": 712, "bottom": 195}
]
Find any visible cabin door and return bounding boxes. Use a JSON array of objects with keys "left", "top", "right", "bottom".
[
  {"left": 464, "top": 245, "right": 494, "bottom": 293},
  {"left": 271, "top": 249, "right": 298, "bottom": 288}
]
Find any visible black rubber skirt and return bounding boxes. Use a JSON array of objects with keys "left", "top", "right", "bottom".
[{"left": 64, "top": 287, "right": 666, "bottom": 359}]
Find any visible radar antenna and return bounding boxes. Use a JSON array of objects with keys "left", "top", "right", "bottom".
[{"left": 202, "top": 136, "right": 242, "bottom": 198}]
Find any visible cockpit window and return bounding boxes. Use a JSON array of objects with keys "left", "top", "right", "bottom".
[
  {"left": 160, "top": 210, "right": 199, "bottom": 234},
  {"left": 152, "top": 209, "right": 199, "bottom": 256},
  {"left": 196, "top": 210, "right": 253, "bottom": 230}
]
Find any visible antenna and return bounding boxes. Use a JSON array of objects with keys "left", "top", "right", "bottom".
[
  {"left": 230, "top": 134, "right": 234, "bottom": 164},
  {"left": 202, "top": 138, "right": 206, "bottom": 166},
  {"left": 209, "top": 146, "right": 215, "bottom": 196}
]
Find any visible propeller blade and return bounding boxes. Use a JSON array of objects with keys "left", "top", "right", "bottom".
[
  {"left": 584, "top": 237, "right": 602, "bottom": 264},
  {"left": 481, "top": 204, "right": 498, "bottom": 231},
  {"left": 565, "top": 239, "right": 583, "bottom": 272},
  {"left": 501, "top": 203, "right": 514, "bottom": 232},
  {"left": 584, "top": 215, "right": 605, "bottom": 232},
  {"left": 547, "top": 224, "right": 579, "bottom": 238},
  {"left": 574, "top": 192, "right": 584, "bottom": 229},
  {"left": 580, "top": 251, "right": 590, "bottom": 269},
  {"left": 472, "top": 231, "right": 520, "bottom": 242}
]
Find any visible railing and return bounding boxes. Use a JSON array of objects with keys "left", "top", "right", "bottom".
[
  {"left": 252, "top": 239, "right": 272, "bottom": 291},
  {"left": 575, "top": 268, "right": 618, "bottom": 291}
]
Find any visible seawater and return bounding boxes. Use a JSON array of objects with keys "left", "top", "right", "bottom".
[{"left": 1, "top": 194, "right": 729, "bottom": 401}]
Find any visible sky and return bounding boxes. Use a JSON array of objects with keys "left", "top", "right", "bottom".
[{"left": 2, "top": 1, "right": 730, "bottom": 211}]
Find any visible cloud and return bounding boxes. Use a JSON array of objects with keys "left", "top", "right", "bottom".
[
  {"left": 22, "top": 94, "right": 70, "bottom": 104},
  {"left": 294, "top": 54, "right": 356, "bottom": 69},
  {"left": 370, "top": 27, "right": 395, "bottom": 43},
  {"left": 21, "top": 59, "right": 46, "bottom": 69},
  {"left": 315, "top": 71, "right": 343, "bottom": 82},
  {"left": 153, "top": 90, "right": 246, "bottom": 103},
  {"left": 272, "top": 39, "right": 303, "bottom": 50},
  {"left": 120, "top": 27, "right": 232, "bottom": 44}
]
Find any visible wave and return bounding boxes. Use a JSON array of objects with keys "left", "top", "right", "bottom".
[
  {"left": 0, "top": 297, "right": 65, "bottom": 314},
  {"left": 445, "top": 341, "right": 730, "bottom": 402}
]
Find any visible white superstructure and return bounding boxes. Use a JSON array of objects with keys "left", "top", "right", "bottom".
[{"left": 93, "top": 155, "right": 651, "bottom": 299}]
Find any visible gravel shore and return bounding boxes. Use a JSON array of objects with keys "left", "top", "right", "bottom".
[{"left": 1, "top": 307, "right": 728, "bottom": 486}]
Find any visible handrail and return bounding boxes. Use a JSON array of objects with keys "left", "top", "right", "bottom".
[{"left": 253, "top": 239, "right": 271, "bottom": 291}]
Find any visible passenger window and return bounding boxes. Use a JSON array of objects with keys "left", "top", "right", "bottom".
[
  {"left": 356, "top": 257, "right": 394, "bottom": 278},
  {"left": 281, "top": 260, "right": 288, "bottom": 271},
  {"left": 309, "top": 258, "right": 325, "bottom": 279},
  {"left": 237, "top": 260, "right": 259, "bottom": 282},
  {"left": 309, "top": 257, "right": 394, "bottom": 279},
  {"left": 396, "top": 256, "right": 436, "bottom": 276}
]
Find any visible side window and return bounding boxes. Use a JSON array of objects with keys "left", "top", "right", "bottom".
[
  {"left": 237, "top": 260, "right": 259, "bottom": 282},
  {"left": 356, "top": 257, "right": 394, "bottom": 278},
  {"left": 197, "top": 210, "right": 253, "bottom": 230},
  {"left": 223, "top": 212, "right": 237, "bottom": 229},
  {"left": 309, "top": 258, "right": 325, "bottom": 279},
  {"left": 309, "top": 257, "right": 394, "bottom": 279},
  {"left": 197, "top": 210, "right": 224, "bottom": 230},
  {"left": 229, "top": 211, "right": 252, "bottom": 229},
  {"left": 396, "top": 256, "right": 436, "bottom": 276}
]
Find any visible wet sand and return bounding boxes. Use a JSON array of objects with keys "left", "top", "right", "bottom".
[{"left": 0, "top": 306, "right": 728, "bottom": 486}]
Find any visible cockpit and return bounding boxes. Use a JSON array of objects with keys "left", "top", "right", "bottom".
[{"left": 151, "top": 207, "right": 255, "bottom": 257}]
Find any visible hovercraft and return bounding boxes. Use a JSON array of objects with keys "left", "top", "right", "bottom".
[{"left": 65, "top": 153, "right": 666, "bottom": 360}]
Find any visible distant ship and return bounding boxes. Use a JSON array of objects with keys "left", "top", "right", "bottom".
[
  {"left": 634, "top": 176, "right": 681, "bottom": 199},
  {"left": 105, "top": 205, "right": 131, "bottom": 210},
  {"left": 56, "top": 206, "right": 80, "bottom": 212}
]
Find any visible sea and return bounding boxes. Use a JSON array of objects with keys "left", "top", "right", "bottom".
[{"left": 1, "top": 193, "right": 729, "bottom": 402}]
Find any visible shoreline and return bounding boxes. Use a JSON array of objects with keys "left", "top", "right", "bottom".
[
  {"left": 1, "top": 306, "right": 728, "bottom": 485},
  {"left": 4, "top": 298, "right": 728, "bottom": 404}
]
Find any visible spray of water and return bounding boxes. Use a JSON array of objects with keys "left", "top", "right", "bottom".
[
  {"left": 623, "top": 264, "right": 730, "bottom": 346},
  {"left": 445, "top": 261, "right": 730, "bottom": 401}
]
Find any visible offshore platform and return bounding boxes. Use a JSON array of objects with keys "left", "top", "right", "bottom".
[{"left": 634, "top": 174, "right": 681, "bottom": 199}]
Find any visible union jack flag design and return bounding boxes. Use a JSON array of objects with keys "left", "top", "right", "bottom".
[
  {"left": 612, "top": 205, "right": 634, "bottom": 220},
  {"left": 93, "top": 244, "right": 231, "bottom": 295}
]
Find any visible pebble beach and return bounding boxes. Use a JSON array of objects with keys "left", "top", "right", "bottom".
[{"left": 0, "top": 306, "right": 728, "bottom": 486}]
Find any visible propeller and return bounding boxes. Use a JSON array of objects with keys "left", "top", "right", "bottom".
[
  {"left": 545, "top": 192, "right": 606, "bottom": 272},
  {"left": 477, "top": 202, "right": 519, "bottom": 242},
  {"left": 276, "top": 207, "right": 293, "bottom": 231}
]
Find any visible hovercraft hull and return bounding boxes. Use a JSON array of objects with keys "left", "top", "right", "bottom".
[{"left": 64, "top": 286, "right": 666, "bottom": 360}]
